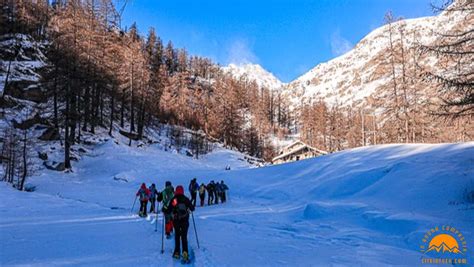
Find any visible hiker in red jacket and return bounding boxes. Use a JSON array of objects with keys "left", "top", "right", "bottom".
[{"left": 136, "top": 183, "right": 151, "bottom": 217}]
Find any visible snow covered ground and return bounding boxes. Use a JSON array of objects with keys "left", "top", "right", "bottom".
[{"left": 1, "top": 141, "right": 473, "bottom": 266}]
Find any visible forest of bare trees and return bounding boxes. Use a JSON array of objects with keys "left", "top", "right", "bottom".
[
  {"left": 298, "top": 0, "right": 472, "bottom": 152},
  {"left": 0, "top": 0, "right": 287, "bottom": 174},
  {"left": 0, "top": 0, "right": 472, "bottom": 188}
]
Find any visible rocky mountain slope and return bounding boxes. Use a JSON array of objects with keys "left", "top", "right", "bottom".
[
  {"left": 224, "top": 4, "right": 468, "bottom": 111},
  {"left": 285, "top": 7, "right": 467, "bottom": 108},
  {"left": 0, "top": 34, "right": 47, "bottom": 103}
]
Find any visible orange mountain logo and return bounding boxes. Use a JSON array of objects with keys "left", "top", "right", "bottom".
[
  {"left": 420, "top": 225, "right": 468, "bottom": 265},
  {"left": 425, "top": 234, "right": 462, "bottom": 254}
]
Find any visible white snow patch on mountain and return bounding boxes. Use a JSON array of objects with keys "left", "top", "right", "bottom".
[
  {"left": 286, "top": 7, "right": 466, "bottom": 108},
  {"left": 223, "top": 63, "right": 284, "bottom": 91}
]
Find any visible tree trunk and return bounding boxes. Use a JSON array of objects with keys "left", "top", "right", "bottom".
[
  {"left": 76, "top": 91, "right": 81, "bottom": 143},
  {"left": 100, "top": 89, "right": 104, "bottom": 126},
  {"left": 130, "top": 64, "right": 135, "bottom": 133},
  {"left": 109, "top": 93, "right": 115, "bottom": 136},
  {"left": 64, "top": 75, "right": 72, "bottom": 170},
  {"left": 83, "top": 85, "right": 90, "bottom": 131},
  {"left": 53, "top": 65, "right": 59, "bottom": 129},
  {"left": 20, "top": 129, "right": 27, "bottom": 191},
  {"left": 120, "top": 89, "right": 125, "bottom": 128}
]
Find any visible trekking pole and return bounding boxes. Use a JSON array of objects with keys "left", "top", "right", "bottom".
[
  {"left": 131, "top": 196, "right": 138, "bottom": 213},
  {"left": 155, "top": 203, "right": 160, "bottom": 232},
  {"left": 161, "top": 211, "right": 165, "bottom": 254},
  {"left": 191, "top": 211, "right": 200, "bottom": 249}
]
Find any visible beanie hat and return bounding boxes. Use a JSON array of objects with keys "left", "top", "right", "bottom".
[{"left": 175, "top": 185, "right": 184, "bottom": 195}]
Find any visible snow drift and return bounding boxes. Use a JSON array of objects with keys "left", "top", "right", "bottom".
[{"left": 1, "top": 142, "right": 473, "bottom": 266}]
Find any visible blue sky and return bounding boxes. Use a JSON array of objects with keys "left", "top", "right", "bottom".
[{"left": 121, "top": 0, "right": 434, "bottom": 82}]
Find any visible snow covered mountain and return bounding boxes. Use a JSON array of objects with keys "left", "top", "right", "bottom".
[
  {"left": 222, "top": 4, "right": 467, "bottom": 111},
  {"left": 285, "top": 4, "right": 468, "bottom": 108},
  {"left": 222, "top": 63, "right": 283, "bottom": 91}
]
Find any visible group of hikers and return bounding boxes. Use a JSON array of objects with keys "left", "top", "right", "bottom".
[
  {"left": 192, "top": 178, "right": 229, "bottom": 207},
  {"left": 134, "top": 178, "right": 229, "bottom": 263}
]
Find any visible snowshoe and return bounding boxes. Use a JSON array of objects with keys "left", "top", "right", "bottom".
[
  {"left": 172, "top": 251, "right": 180, "bottom": 259},
  {"left": 181, "top": 251, "right": 190, "bottom": 264}
]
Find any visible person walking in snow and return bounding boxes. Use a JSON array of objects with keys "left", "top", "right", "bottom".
[
  {"left": 161, "top": 181, "right": 175, "bottom": 238},
  {"left": 198, "top": 183, "right": 206, "bottom": 207},
  {"left": 213, "top": 180, "right": 220, "bottom": 204},
  {"left": 214, "top": 181, "right": 222, "bottom": 204},
  {"left": 206, "top": 181, "right": 214, "bottom": 205},
  {"left": 188, "top": 178, "right": 199, "bottom": 207},
  {"left": 167, "top": 185, "right": 195, "bottom": 262},
  {"left": 149, "top": 183, "right": 159, "bottom": 213},
  {"left": 219, "top": 180, "right": 229, "bottom": 203},
  {"left": 136, "top": 183, "right": 151, "bottom": 217}
]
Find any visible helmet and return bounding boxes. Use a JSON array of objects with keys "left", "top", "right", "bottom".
[{"left": 165, "top": 181, "right": 171, "bottom": 187}]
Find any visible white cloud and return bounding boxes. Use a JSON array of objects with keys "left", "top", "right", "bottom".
[
  {"left": 330, "top": 30, "right": 353, "bottom": 56},
  {"left": 226, "top": 38, "right": 259, "bottom": 65}
]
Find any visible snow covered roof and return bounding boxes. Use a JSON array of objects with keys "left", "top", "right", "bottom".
[{"left": 272, "top": 140, "right": 327, "bottom": 162}]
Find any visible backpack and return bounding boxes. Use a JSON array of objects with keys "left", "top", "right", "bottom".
[
  {"left": 199, "top": 185, "right": 206, "bottom": 195},
  {"left": 139, "top": 189, "right": 148, "bottom": 201},
  {"left": 207, "top": 183, "right": 214, "bottom": 192},
  {"left": 175, "top": 202, "right": 189, "bottom": 220},
  {"left": 149, "top": 187, "right": 156, "bottom": 199},
  {"left": 162, "top": 187, "right": 174, "bottom": 208},
  {"left": 189, "top": 182, "right": 197, "bottom": 193}
]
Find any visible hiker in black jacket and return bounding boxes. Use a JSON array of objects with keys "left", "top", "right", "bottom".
[
  {"left": 149, "top": 183, "right": 159, "bottom": 213},
  {"left": 188, "top": 178, "right": 199, "bottom": 207},
  {"left": 206, "top": 181, "right": 214, "bottom": 205},
  {"left": 198, "top": 183, "right": 206, "bottom": 207},
  {"left": 212, "top": 181, "right": 219, "bottom": 204},
  {"left": 219, "top": 180, "right": 229, "bottom": 203},
  {"left": 168, "top": 185, "right": 195, "bottom": 262}
]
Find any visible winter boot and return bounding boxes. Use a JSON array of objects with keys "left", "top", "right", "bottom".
[
  {"left": 182, "top": 251, "right": 190, "bottom": 263},
  {"left": 173, "top": 251, "right": 180, "bottom": 259}
]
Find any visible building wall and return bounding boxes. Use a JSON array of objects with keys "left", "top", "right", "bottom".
[
  {"left": 280, "top": 142, "right": 305, "bottom": 155},
  {"left": 273, "top": 148, "right": 321, "bottom": 164}
]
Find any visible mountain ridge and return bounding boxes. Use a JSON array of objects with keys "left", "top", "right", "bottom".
[
  {"left": 426, "top": 242, "right": 463, "bottom": 254},
  {"left": 222, "top": 63, "right": 284, "bottom": 91},
  {"left": 224, "top": 5, "right": 466, "bottom": 110}
]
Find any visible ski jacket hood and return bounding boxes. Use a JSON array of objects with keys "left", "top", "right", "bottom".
[
  {"left": 141, "top": 183, "right": 147, "bottom": 190},
  {"left": 175, "top": 185, "right": 184, "bottom": 196}
]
